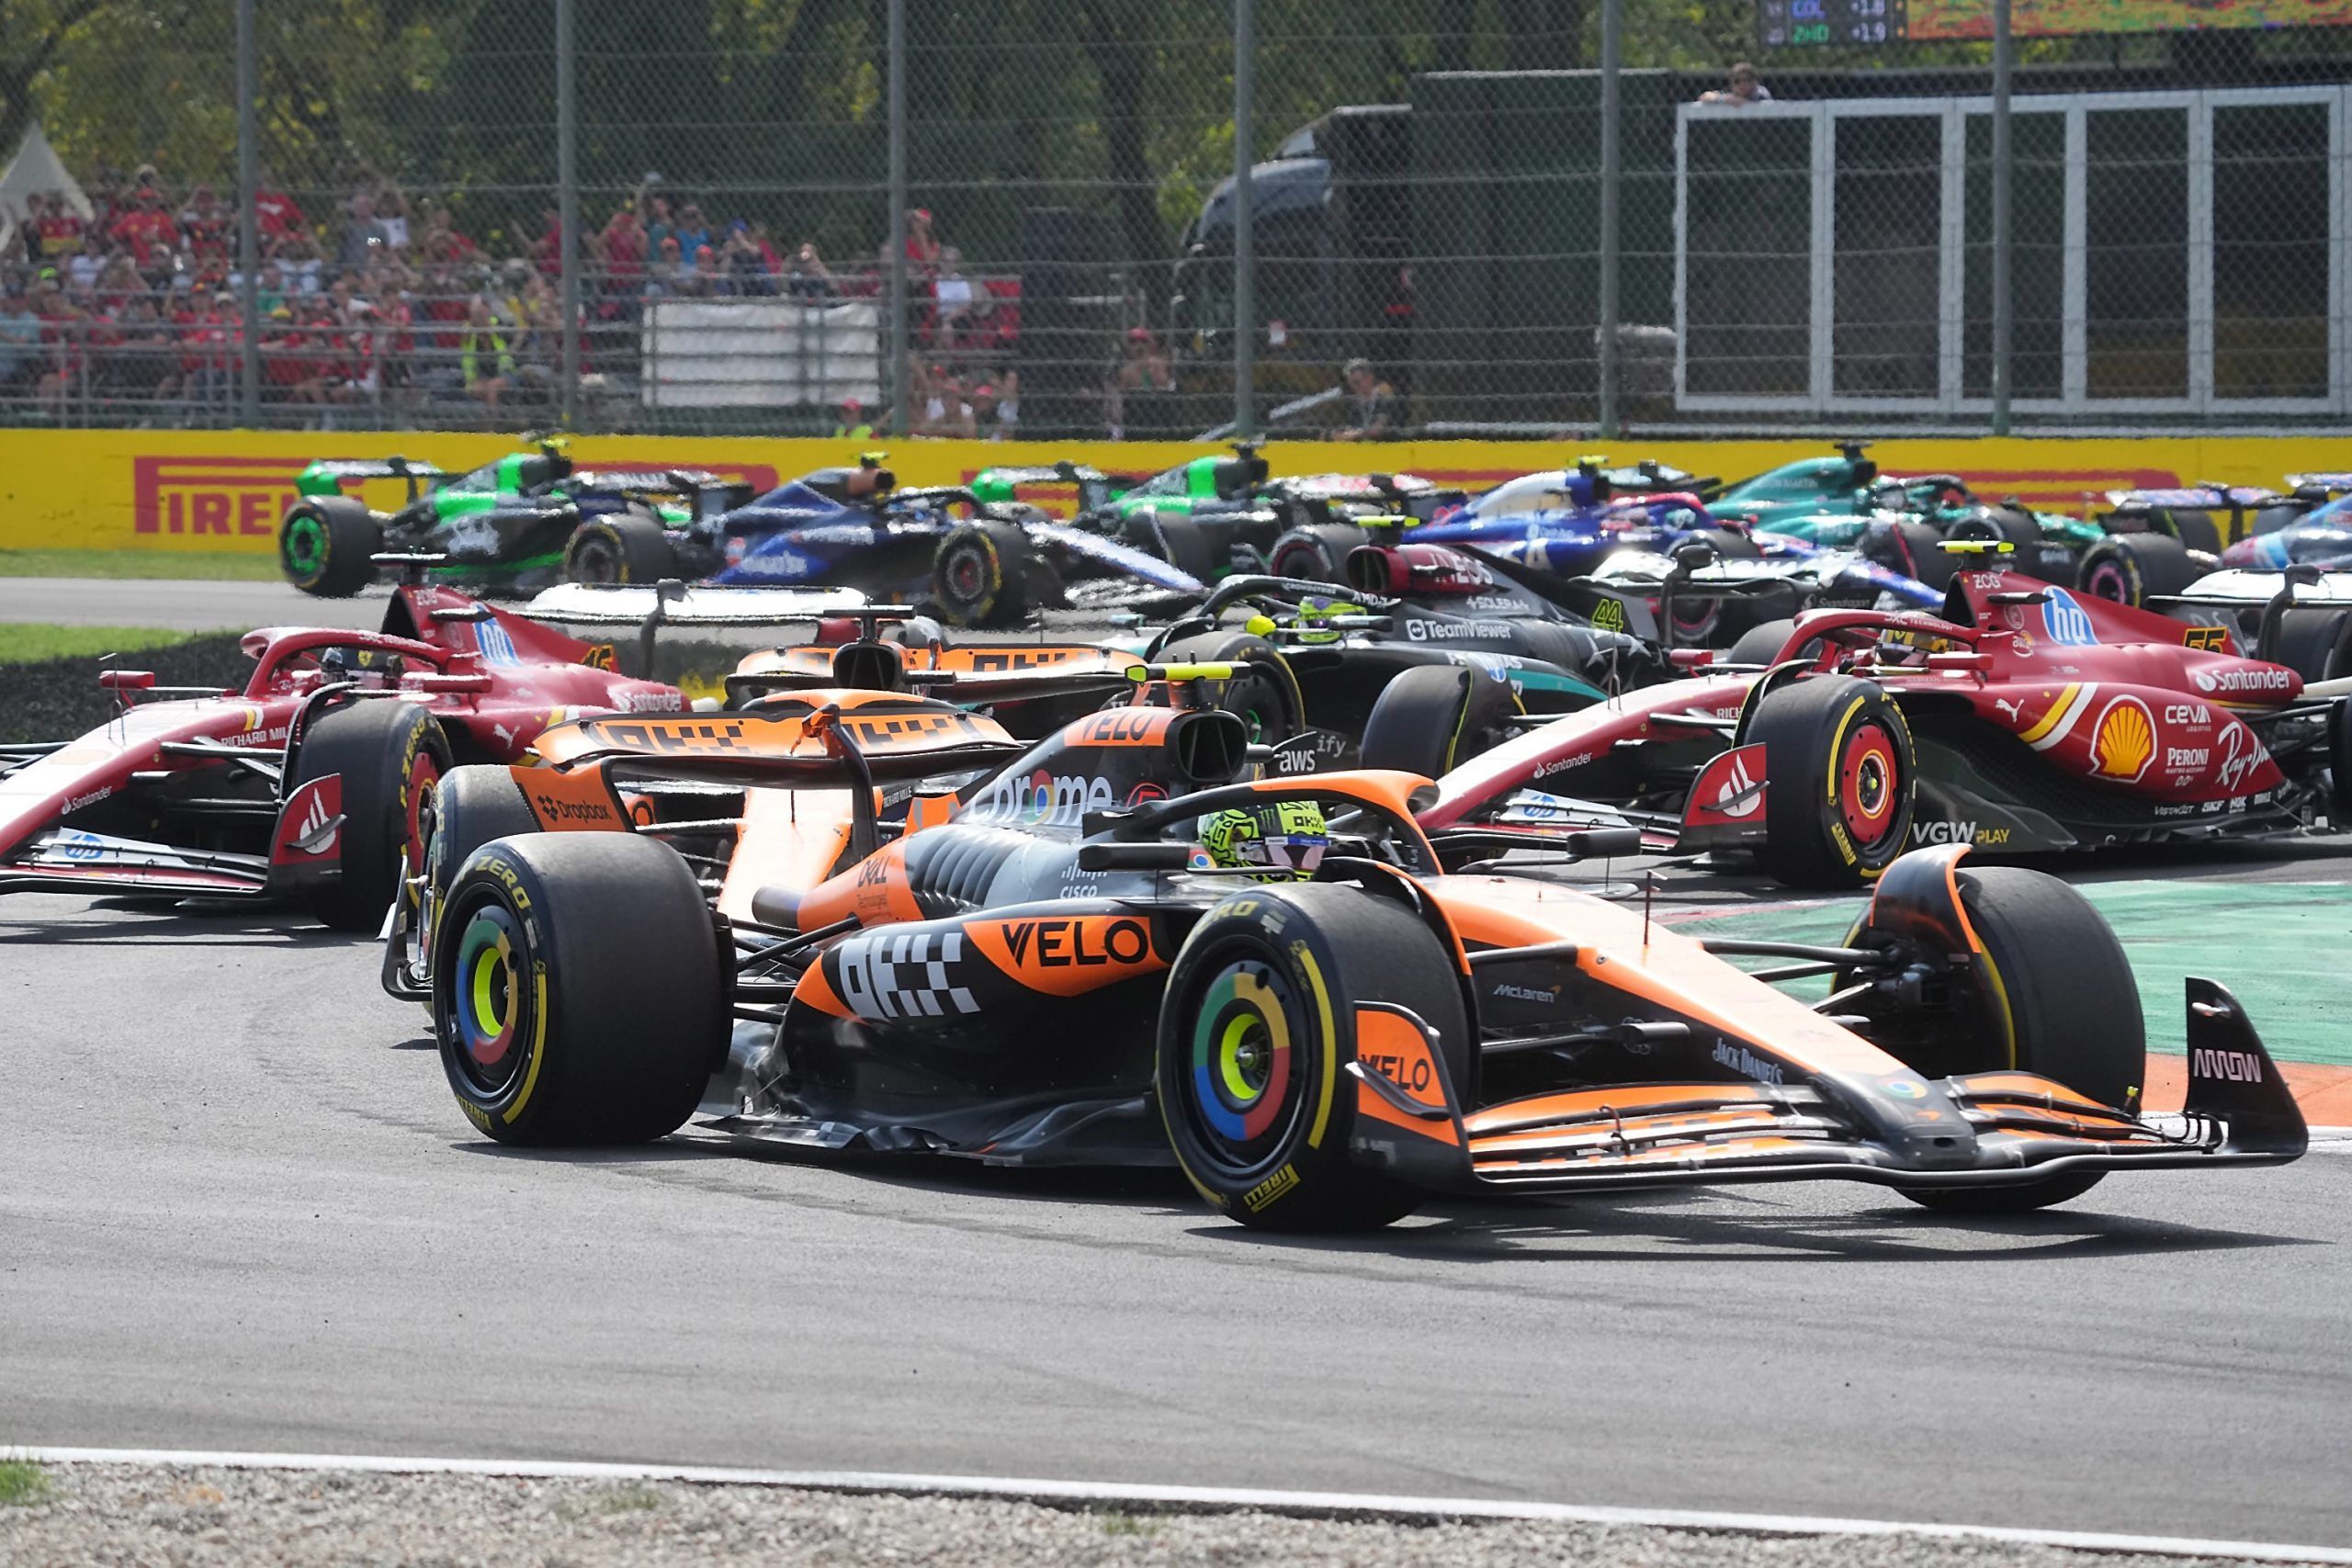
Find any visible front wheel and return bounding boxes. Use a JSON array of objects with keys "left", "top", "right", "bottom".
[
  {"left": 1747, "top": 674, "right": 1916, "bottom": 888},
  {"left": 288, "top": 700, "right": 449, "bottom": 931},
  {"left": 1359, "top": 664, "right": 1524, "bottom": 778},
  {"left": 1157, "top": 884, "right": 1469, "bottom": 1231},
  {"left": 395, "top": 764, "right": 539, "bottom": 995},
  {"left": 435, "top": 833, "right": 722, "bottom": 1145},
  {"left": 1853, "top": 863, "right": 2143, "bottom": 1213}
]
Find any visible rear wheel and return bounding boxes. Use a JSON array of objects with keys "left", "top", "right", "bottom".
[
  {"left": 2261, "top": 605, "right": 2352, "bottom": 682},
  {"left": 1158, "top": 884, "right": 1468, "bottom": 1231},
  {"left": 1135, "top": 513, "right": 1220, "bottom": 585},
  {"left": 563, "top": 511, "right": 676, "bottom": 585},
  {"left": 1155, "top": 630, "right": 1302, "bottom": 745},
  {"left": 1726, "top": 617, "right": 1801, "bottom": 666},
  {"left": 1359, "top": 664, "right": 1525, "bottom": 778},
  {"left": 1864, "top": 520, "right": 1960, "bottom": 592},
  {"left": 1861, "top": 866, "right": 2143, "bottom": 1213},
  {"left": 1268, "top": 523, "right": 1370, "bottom": 583},
  {"left": 2146, "top": 506, "right": 2224, "bottom": 556},
  {"left": 279, "top": 497, "right": 382, "bottom": 597},
  {"left": 933, "top": 519, "right": 1037, "bottom": 627},
  {"left": 435, "top": 833, "right": 721, "bottom": 1145},
  {"left": 1747, "top": 675, "right": 1915, "bottom": 888},
  {"left": 2076, "top": 532, "right": 2198, "bottom": 609},
  {"left": 1947, "top": 506, "right": 2038, "bottom": 550},
  {"left": 288, "top": 700, "right": 450, "bottom": 932}
]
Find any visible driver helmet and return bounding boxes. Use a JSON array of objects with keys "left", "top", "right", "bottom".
[{"left": 1195, "top": 799, "right": 1329, "bottom": 882}]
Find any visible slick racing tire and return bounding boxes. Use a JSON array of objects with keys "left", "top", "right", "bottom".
[
  {"left": 1726, "top": 617, "right": 1803, "bottom": 667},
  {"left": 1155, "top": 629, "right": 1303, "bottom": 745},
  {"left": 1514, "top": 618, "right": 1649, "bottom": 698},
  {"left": 289, "top": 700, "right": 450, "bottom": 932},
  {"left": 435, "top": 833, "right": 721, "bottom": 1146},
  {"left": 1864, "top": 519, "right": 1960, "bottom": 593},
  {"left": 279, "top": 496, "right": 382, "bottom": 597},
  {"left": 563, "top": 511, "right": 676, "bottom": 585},
  {"left": 1158, "top": 883, "right": 1470, "bottom": 1231},
  {"left": 1859, "top": 865, "right": 2143, "bottom": 1213},
  {"left": 2143, "top": 506, "right": 2224, "bottom": 557},
  {"left": 1359, "top": 664, "right": 1525, "bottom": 779},
  {"left": 2076, "top": 532, "right": 2198, "bottom": 610},
  {"left": 2259, "top": 605, "right": 2352, "bottom": 683},
  {"left": 1747, "top": 675, "right": 1916, "bottom": 889},
  {"left": 1128, "top": 512, "right": 1221, "bottom": 585},
  {"left": 1267, "top": 523, "right": 1370, "bottom": 583},
  {"left": 933, "top": 518, "right": 1037, "bottom": 628},
  {"left": 401, "top": 764, "right": 539, "bottom": 988},
  {"left": 1946, "top": 506, "right": 2038, "bottom": 551}
]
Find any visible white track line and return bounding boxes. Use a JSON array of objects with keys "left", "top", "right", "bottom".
[{"left": 14, "top": 1447, "right": 2351, "bottom": 1564}]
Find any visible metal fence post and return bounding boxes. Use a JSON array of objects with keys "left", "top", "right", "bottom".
[
  {"left": 1597, "top": 0, "right": 1623, "bottom": 439},
  {"left": 557, "top": 0, "right": 580, "bottom": 430},
  {"left": 1991, "top": 0, "right": 2014, "bottom": 436},
  {"left": 887, "top": 0, "right": 909, "bottom": 438},
  {"left": 235, "top": 0, "right": 259, "bottom": 427},
  {"left": 1232, "top": 0, "right": 1255, "bottom": 439}
]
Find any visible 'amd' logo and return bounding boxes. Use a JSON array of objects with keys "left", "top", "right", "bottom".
[{"left": 2189, "top": 1047, "right": 2264, "bottom": 1083}]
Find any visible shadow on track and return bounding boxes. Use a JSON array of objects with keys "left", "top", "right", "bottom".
[
  {"left": 0, "top": 897, "right": 375, "bottom": 949},
  {"left": 440, "top": 1133, "right": 2318, "bottom": 1262}
]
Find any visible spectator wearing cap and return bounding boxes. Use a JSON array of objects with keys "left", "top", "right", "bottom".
[
  {"left": 1116, "top": 325, "right": 1174, "bottom": 393},
  {"left": 1700, "top": 62, "right": 1771, "bottom": 106},
  {"left": 832, "top": 397, "right": 874, "bottom": 439},
  {"left": 650, "top": 234, "right": 684, "bottom": 296},
  {"left": 1333, "top": 356, "right": 1402, "bottom": 441},
  {"left": 110, "top": 186, "right": 178, "bottom": 271},
  {"left": 970, "top": 379, "right": 1013, "bottom": 442}
]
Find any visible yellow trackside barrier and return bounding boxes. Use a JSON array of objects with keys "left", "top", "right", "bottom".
[{"left": 2, "top": 429, "right": 2347, "bottom": 555}]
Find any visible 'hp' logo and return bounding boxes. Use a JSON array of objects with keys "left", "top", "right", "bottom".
[{"left": 2041, "top": 588, "right": 2097, "bottom": 649}]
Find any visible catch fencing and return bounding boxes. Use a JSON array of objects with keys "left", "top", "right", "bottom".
[{"left": 0, "top": 2, "right": 2344, "bottom": 442}]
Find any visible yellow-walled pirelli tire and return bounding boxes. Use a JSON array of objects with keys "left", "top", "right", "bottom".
[
  {"left": 932, "top": 518, "right": 1037, "bottom": 627},
  {"left": 434, "top": 833, "right": 721, "bottom": 1145},
  {"left": 399, "top": 764, "right": 540, "bottom": 993},
  {"left": 1157, "top": 884, "right": 1470, "bottom": 1232},
  {"left": 1152, "top": 629, "right": 1305, "bottom": 746},
  {"left": 289, "top": 700, "right": 450, "bottom": 932},
  {"left": 279, "top": 496, "right": 382, "bottom": 597},
  {"left": 1853, "top": 864, "right": 2143, "bottom": 1214},
  {"left": 1747, "top": 674, "right": 1916, "bottom": 889},
  {"left": 563, "top": 511, "right": 676, "bottom": 585}
]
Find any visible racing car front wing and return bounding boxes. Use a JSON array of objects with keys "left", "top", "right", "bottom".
[{"left": 1349, "top": 977, "right": 2307, "bottom": 1198}]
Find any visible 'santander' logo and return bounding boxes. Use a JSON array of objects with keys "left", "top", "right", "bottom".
[{"left": 133, "top": 456, "right": 308, "bottom": 536}]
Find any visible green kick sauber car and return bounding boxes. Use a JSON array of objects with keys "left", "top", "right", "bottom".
[{"left": 278, "top": 440, "right": 731, "bottom": 599}]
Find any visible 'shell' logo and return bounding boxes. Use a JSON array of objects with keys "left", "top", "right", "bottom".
[{"left": 133, "top": 456, "right": 309, "bottom": 536}]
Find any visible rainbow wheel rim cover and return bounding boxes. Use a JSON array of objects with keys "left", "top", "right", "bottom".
[
  {"left": 1190, "top": 961, "right": 1297, "bottom": 1153},
  {"left": 455, "top": 905, "right": 526, "bottom": 1079}
]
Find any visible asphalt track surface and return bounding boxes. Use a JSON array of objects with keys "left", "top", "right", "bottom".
[
  {"left": 3, "top": 870, "right": 2348, "bottom": 1551},
  {"left": 0, "top": 576, "right": 394, "bottom": 632},
  {"left": 6, "top": 575, "right": 2351, "bottom": 1549}
]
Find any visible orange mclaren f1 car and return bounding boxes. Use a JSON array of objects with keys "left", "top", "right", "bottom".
[{"left": 396, "top": 642, "right": 2307, "bottom": 1229}]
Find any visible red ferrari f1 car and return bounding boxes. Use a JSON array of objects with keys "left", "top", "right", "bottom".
[
  {"left": 0, "top": 570, "right": 694, "bottom": 930},
  {"left": 401, "top": 646, "right": 2303, "bottom": 1227},
  {"left": 1401, "top": 560, "right": 2352, "bottom": 887}
]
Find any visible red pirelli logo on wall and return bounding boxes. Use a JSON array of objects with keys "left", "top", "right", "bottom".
[{"left": 133, "top": 457, "right": 308, "bottom": 536}]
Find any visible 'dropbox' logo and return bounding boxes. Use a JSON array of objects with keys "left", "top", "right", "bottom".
[{"left": 132, "top": 456, "right": 308, "bottom": 536}]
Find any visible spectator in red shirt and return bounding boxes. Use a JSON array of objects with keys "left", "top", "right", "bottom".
[
  {"left": 905, "top": 207, "right": 940, "bottom": 275},
  {"left": 179, "top": 186, "right": 232, "bottom": 266},
  {"left": 599, "top": 204, "right": 645, "bottom": 293},
  {"left": 420, "top": 205, "right": 477, "bottom": 264},
  {"left": 29, "top": 192, "right": 85, "bottom": 261},
  {"left": 252, "top": 170, "right": 305, "bottom": 243},
  {"left": 110, "top": 187, "right": 178, "bottom": 269}
]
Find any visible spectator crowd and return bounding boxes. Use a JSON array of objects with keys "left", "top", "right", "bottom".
[{"left": 0, "top": 167, "right": 1036, "bottom": 432}]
